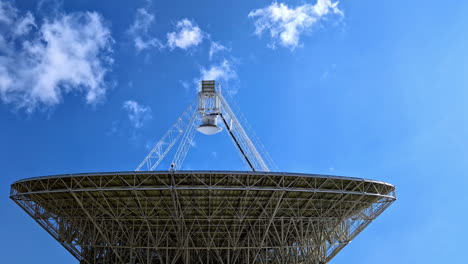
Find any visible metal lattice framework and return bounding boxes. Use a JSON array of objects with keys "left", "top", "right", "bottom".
[
  {"left": 10, "top": 81, "right": 396, "bottom": 263},
  {"left": 135, "top": 80, "right": 274, "bottom": 172},
  {"left": 136, "top": 101, "right": 197, "bottom": 171},
  {"left": 10, "top": 171, "right": 395, "bottom": 264}
]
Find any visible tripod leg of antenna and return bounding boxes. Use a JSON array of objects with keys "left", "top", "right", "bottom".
[
  {"left": 171, "top": 110, "right": 198, "bottom": 170},
  {"left": 135, "top": 100, "right": 197, "bottom": 171},
  {"left": 219, "top": 94, "right": 270, "bottom": 172}
]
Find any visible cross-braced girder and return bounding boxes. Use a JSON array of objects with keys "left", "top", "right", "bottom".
[
  {"left": 10, "top": 171, "right": 395, "bottom": 264},
  {"left": 136, "top": 80, "right": 274, "bottom": 172}
]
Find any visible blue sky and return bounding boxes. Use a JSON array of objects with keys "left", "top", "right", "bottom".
[{"left": 1, "top": 0, "right": 467, "bottom": 263}]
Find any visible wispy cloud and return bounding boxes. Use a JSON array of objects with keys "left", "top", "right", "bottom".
[
  {"left": 0, "top": 1, "right": 16, "bottom": 24},
  {"left": 179, "top": 80, "right": 191, "bottom": 93},
  {"left": 198, "top": 59, "right": 239, "bottom": 94},
  {"left": 209, "top": 41, "right": 229, "bottom": 60},
  {"left": 13, "top": 12, "right": 36, "bottom": 36},
  {"left": 0, "top": 1, "right": 113, "bottom": 111},
  {"left": 200, "top": 59, "right": 237, "bottom": 83},
  {"left": 248, "top": 0, "right": 343, "bottom": 49},
  {"left": 127, "top": 3, "right": 207, "bottom": 54},
  {"left": 123, "top": 100, "right": 152, "bottom": 128},
  {"left": 167, "top": 19, "right": 204, "bottom": 50},
  {"left": 127, "top": 7, "right": 162, "bottom": 52}
]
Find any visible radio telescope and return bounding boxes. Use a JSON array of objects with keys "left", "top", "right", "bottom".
[{"left": 10, "top": 80, "right": 396, "bottom": 264}]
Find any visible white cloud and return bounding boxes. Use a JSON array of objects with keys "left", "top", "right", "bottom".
[
  {"left": 190, "top": 140, "right": 196, "bottom": 147},
  {"left": 127, "top": 7, "right": 205, "bottom": 53},
  {"left": 128, "top": 7, "right": 162, "bottom": 52},
  {"left": 167, "top": 19, "right": 204, "bottom": 50},
  {"left": 209, "top": 41, "right": 229, "bottom": 60},
  {"left": 198, "top": 59, "right": 239, "bottom": 95},
  {"left": 0, "top": 1, "right": 36, "bottom": 38},
  {"left": 0, "top": 1, "right": 15, "bottom": 24},
  {"left": 123, "top": 100, "right": 152, "bottom": 128},
  {"left": 200, "top": 60, "right": 237, "bottom": 82},
  {"left": 13, "top": 12, "right": 36, "bottom": 36},
  {"left": 179, "top": 80, "right": 191, "bottom": 93},
  {"left": 0, "top": 1, "right": 113, "bottom": 111},
  {"left": 248, "top": 0, "right": 343, "bottom": 49}
]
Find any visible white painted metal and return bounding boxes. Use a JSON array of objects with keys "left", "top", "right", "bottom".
[
  {"left": 222, "top": 91, "right": 279, "bottom": 171},
  {"left": 197, "top": 115, "right": 223, "bottom": 135},
  {"left": 171, "top": 110, "right": 198, "bottom": 171},
  {"left": 135, "top": 100, "right": 197, "bottom": 171},
  {"left": 11, "top": 83, "right": 397, "bottom": 264},
  {"left": 136, "top": 80, "right": 272, "bottom": 172},
  {"left": 196, "top": 81, "right": 223, "bottom": 135},
  {"left": 218, "top": 93, "right": 270, "bottom": 171},
  {"left": 10, "top": 171, "right": 396, "bottom": 264}
]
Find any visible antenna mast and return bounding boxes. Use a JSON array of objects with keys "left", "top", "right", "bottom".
[{"left": 136, "top": 80, "right": 272, "bottom": 172}]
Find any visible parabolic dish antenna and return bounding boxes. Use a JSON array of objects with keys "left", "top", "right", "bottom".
[{"left": 10, "top": 80, "right": 395, "bottom": 264}]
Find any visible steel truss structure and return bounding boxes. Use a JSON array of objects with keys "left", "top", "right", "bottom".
[
  {"left": 10, "top": 171, "right": 396, "bottom": 264},
  {"left": 11, "top": 81, "right": 396, "bottom": 263},
  {"left": 136, "top": 81, "right": 274, "bottom": 172}
]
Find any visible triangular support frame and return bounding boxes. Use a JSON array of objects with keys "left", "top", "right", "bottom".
[{"left": 135, "top": 81, "right": 275, "bottom": 172}]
